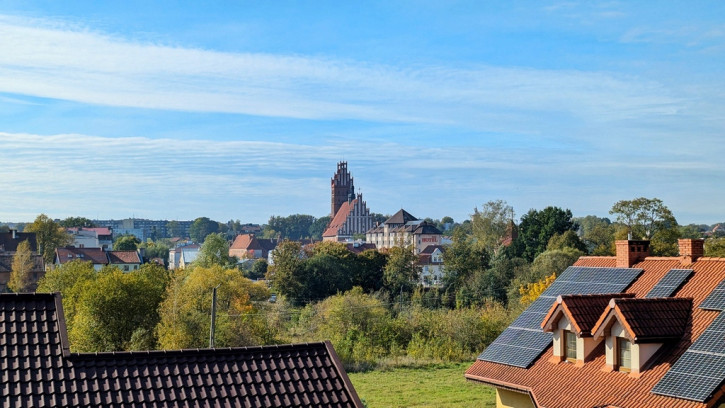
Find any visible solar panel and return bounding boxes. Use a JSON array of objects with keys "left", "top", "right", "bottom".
[
  {"left": 700, "top": 278, "right": 725, "bottom": 311},
  {"left": 478, "top": 266, "right": 642, "bottom": 368},
  {"left": 645, "top": 269, "right": 693, "bottom": 298},
  {"left": 652, "top": 312, "right": 725, "bottom": 402}
]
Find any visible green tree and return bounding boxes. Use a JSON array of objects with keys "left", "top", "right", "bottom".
[
  {"left": 9, "top": 240, "right": 34, "bottom": 292},
  {"left": 512, "top": 206, "right": 578, "bottom": 262},
  {"left": 58, "top": 217, "right": 97, "bottom": 228},
  {"left": 113, "top": 234, "right": 141, "bottom": 250},
  {"left": 610, "top": 197, "right": 679, "bottom": 255},
  {"left": 36, "top": 259, "right": 97, "bottom": 330},
  {"left": 24, "top": 214, "right": 72, "bottom": 263},
  {"left": 471, "top": 200, "right": 515, "bottom": 255},
  {"left": 195, "top": 232, "right": 235, "bottom": 268},
  {"left": 156, "top": 265, "right": 269, "bottom": 349},
  {"left": 442, "top": 229, "right": 489, "bottom": 290},
  {"left": 355, "top": 249, "right": 387, "bottom": 292},
  {"left": 266, "top": 214, "right": 317, "bottom": 240},
  {"left": 246, "top": 259, "right": 268, "bottom": 280},
  {"left": 166, "top": 220, "right": 182, "bottom": 238},
  {"left": 705, "top": 237, "right": 725, "bottom": 257},
  {"left": 575, "top": 216, "right": 615, "bottom": 255},
  {"left": 308, "top": 216, "right": 331, "bottom": 240},
  {"left": 189, "top": 217, "right": 220, "bottom": 243},
  {"left": 546, "top": 230, "right": 587, "bottom": 253},
  {"left": 267, "top": 241, "right": 305, "bottom": 303},
  {"left": 140, "top": 240, "right": 170, "bottom": 263},
  {"left": 70, "top": 265, "right": 168, "bottom": 352},
  {"left": 384, "top": 246, "right": 420, "bottom": 294}
]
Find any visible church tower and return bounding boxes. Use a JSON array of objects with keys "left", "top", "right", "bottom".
[{"left": 331, "top": 161, "right": 354, "bottom": 218}]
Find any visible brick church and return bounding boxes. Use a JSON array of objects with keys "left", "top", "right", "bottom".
[{"left": 322, "top": 162, "right": 375, "bottom": 242}]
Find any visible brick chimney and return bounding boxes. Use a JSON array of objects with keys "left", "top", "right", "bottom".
[
  {"left": 615, "top": 240, "right": 650, "bottom": 268},
  {"left": 678, "top": 239, "right": 704, "bottom": 265}
]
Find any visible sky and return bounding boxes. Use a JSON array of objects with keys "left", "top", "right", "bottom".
[{"left": 0, "top": 1, "right": 724, "bottom": 225}]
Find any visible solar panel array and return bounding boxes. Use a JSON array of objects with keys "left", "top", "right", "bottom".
[
  {"left": 700, "top": 278, "right": 725, "bottom": 311},
  {"left": 651, "top": 312, "right": 725, "bottom": 402},
  {"left": 478, "top": 266, "right": 642, "bottom": 368},
  {"left": 645, "top": 269, "right": 693, "bottom": 298}
]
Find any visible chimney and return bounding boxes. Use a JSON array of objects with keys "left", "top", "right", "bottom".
[
  {"left": 678, "top": 239, "right": 704, "bottom": 265},
  {"left": 11, "top": 229, "right": 16, "bottom": 240},
  {"left": 615, "top": 240, "right": 650, "bottom": 268}
]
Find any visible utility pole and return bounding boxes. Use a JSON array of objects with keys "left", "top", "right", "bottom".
[{"left": 209, "top": 284, "right": 220, "bottom": 348}]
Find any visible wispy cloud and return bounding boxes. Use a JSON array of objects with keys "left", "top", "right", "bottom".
[
  {"left": 1, "top": 132, "right": 721, "bottom": 224},
  {"left": 0, "top": 14, "right": 685, "bottom": 130}
]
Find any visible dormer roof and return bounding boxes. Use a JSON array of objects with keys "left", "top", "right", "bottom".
[
  {"left": 541, "top": 294, "right": 634, "bottom": 336},
  {"left": 591, "top": 297, "right": 692, "bottom": 343}
]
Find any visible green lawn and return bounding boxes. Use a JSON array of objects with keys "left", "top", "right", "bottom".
[{"left": 348, "top": 362, "right": 496, "bottom": 408}]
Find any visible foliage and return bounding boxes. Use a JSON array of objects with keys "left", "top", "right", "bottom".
[
  {"left": 308, "top": 216, "right": 331, "bottom": 240},
  {"left": 195, "top": 232, "right": 236, "bottom": 268},
  {"left": 69, "top": 264, "right": 169, "bottom": 352},
  {"left": 442, "top": 229, "right": 489, "bottom": 291},
  {"left": 512, "top": 206, "right": 578, "bottom": 262},
  {"left": 266, "top": 214, "right": 317, "bottom": 240},
  {"left": 37, "top": 260, "right": 97, "bottom": 324},
  {"left": 610, "top": 197, "right": 680, "bottom": 256},
  {"left": 9, "top": 240, "right": 34, "bottom": 292},
  {"left": 705, "top": 237, "right": 725, "bottom": 257},
  {"left": 546, "top": 230, "right": 587, "bottom": 253},
  {"left": 24, "top": 214, "right": 72, "bottom": 264},
  {"left": 156, "top": 265, "right": 269, "bottom": 349},
  {"left": 58, "top": 217, "right": 96, "bottom": 228},
  {"left": 354, "top": 249, "right": 386, "bottom": 292},
  {"left": 529, "top": 247, "right": 583, "bottom": 283},
  {"left": 384, "top": 245, "right": 421, "bottom": 294},
  {"left": 166, "top": 220, "right": 182, "bottom": 238},
  {"left": 113, "top": 234, "right": 141, "bottom": 250},
  {"left": 471, "top": 200, "right": 514, "bottom": 255},
  {"left": 245, "top": 259, "right": 268, "bottom": 280},
  {"left": 189, "top": 217, "right": 220, "bottom": 243},
  {"left": 267, "top": 241, "right": 305, "bottom": 304},
  {"left": 140, "top": 240, "right": 170, "bottom": 263},
  {"left": 519, "top": 272, "right": 557, "bottom": 306},
  {"left": 348, "top": 363, "right": 496, "bottom": 408},
  {"left": 581, "top": 220, "right": 616, "bottom": 255}
]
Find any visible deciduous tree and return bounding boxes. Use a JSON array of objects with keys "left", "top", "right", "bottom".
[
  {"left": 113, "top": 234, "right": 140, "bottom": 250},
  {"left": 512, "top": 206, "right": 578, "bottom": 262},
  {"left": 384, "top": 245, "right": 420, "bottom": 294},
  {"left": 610, "top": 197, "right": 679, "bottom": 255},
  {"left": 471, "top": 200, "right": 514, "bottom": 255},
  {"left": 195, "top": 233, "right": 235, "bottom": 268},
  {"left": 24, "top": 214, "right": 72, "bottom": 263},
  {"left": 9, "top": 240, "right": 34, "bottom": 292},
  {"left": 189, "top": 217, "right": 220, "bottom": 243}
]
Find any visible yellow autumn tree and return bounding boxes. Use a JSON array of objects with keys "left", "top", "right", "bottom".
[
  {"left": 519, "top": 272, "right": 557, "bottom": 306},
  {"left": 9, "top": 240, "right": 34, "bottom": 292}
]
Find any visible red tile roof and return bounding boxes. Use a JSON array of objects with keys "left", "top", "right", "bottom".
[
  {"left": 107, "top": 250, "right": 141, "bottom": 264},
  {"left": 592, "top": 297, "right": 692, "bottom": 342},
  {"left": 541, "top": 294, "right": 635, "bottom": 336},
  {"left": 466, "top": 256, "right": 725, "bottom": 408},
  {"left": 55, "top": 247, "right": 109, "bottom": 265},
  {"left": 323, "top": 200, "right": 355, "bottom": 237},
  {"left": 0, "top": 292, "right": 364, "bottom": 407}
]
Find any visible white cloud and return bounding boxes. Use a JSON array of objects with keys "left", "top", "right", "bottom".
[{"left": 0, "top": 14, "right": 686, "bottom": 129}]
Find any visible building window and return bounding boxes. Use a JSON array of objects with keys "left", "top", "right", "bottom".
[
  {"left": 617, "top": 338, "right": 631, "bottom": 372},
  {"left": 565, "top": 330, "right": 577, "bottom": 362}
]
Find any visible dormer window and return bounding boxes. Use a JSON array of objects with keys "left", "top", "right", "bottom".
[
  {"left": 617, "top": 337, "right": 631, "bottom": 373},
  {"left": 565, "top": 330, "right": 577, "bottom": 363}
]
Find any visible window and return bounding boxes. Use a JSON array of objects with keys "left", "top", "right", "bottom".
[
  {"left": 565, "top": 330, "right": 577, "bottom": 362},
  {"left": 617, "top": 338, "right": 631, "bottom": 372}
]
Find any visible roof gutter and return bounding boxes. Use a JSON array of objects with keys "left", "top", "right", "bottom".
[{"left": 465, "top": 373, "right": 541, "bottom": 407}]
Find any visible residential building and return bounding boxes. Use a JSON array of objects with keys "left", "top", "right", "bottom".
[
  {"left": 418, "top": 245, "right": 445, "bottom": 287},
  {"left": 0, "top": 292, "right": 364, "bottom": 407},
  {"left": 168, "top": 244, "right": 200, "bottom": 269},
  {"left": 324, "top": 161, "right": 375, "bottom": 242},
  {"left": 94, "top": 218, "right": 193, "bottom": 240},
  {"left": 366, "top": 209, "right": 443, "bottom": 254},
  {"left": 67, "top": 227, "right": 113, "bottom": 249},
  {"left": 107, "top": 250, "right": 142, "bottom": 271},
  {"left": 0, "top": 253, "right": 45, "bottom": 292},
  {"left": 55, "top": 247, "right": 109, "bottom": 271},
  {"left": 0, "top": 229, "right": 37, "bottom": 252},
  {"left": 466, "top": 239, "right": 725, "bottom": 408},
  {"left": 229, "top": 234, "right": 278, "bottom": 260}
]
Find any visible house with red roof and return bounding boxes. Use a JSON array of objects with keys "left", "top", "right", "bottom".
[
  {"left": 466, "top": 239, "right": 725, "bottom": 408},
  {"left": 229, "top": 234, "right": 278, "bottom": 260}
]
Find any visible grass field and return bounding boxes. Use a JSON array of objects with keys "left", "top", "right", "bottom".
[{"left": 348, "top": 362, "right": 496, "bottom": 408}]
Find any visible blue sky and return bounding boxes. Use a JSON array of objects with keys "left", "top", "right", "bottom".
[{"left": 0, "top": 1, "right": 724, "bottom": 225}]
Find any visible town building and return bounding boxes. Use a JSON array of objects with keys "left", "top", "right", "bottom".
[
  {"left": 55, "top": 247, "right": 110, "bottom": 270},
  {"left": 168, "top": 244, "right": 200, "bottom": 269},
  {"left": 67, "top": 227, "right": 113, "bottom": 249},
  {"left": 365, "top": 209, "right": 443, "bottom": 254},
  {"left": 0, "top": 292, "right": 364, "bottom": 407},
  {"left": 466, "top": 239, "right": 725, "bottom": 408},
  {"left": 418, "top": 245, "right": 445, "bottom": 287},
  {"left": 107, "top": 250, "right": 142, "bottom": 271},
  {"left": 229, "top": 234, "right": 278, "bottom": 260},
  {"left": 0, "top": 229, "right": 37, "bottom": 252},
  {"left": 323, "top": 162, "right": 375, "bottom": 242},
  {"left": 94, "top": 218, "right": 193, "bottom": 241}
]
